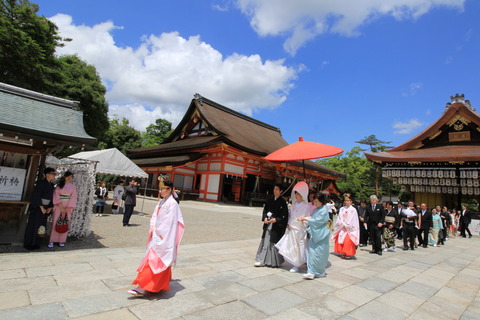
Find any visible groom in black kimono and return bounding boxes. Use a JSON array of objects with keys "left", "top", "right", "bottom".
[{"left": 254, "top": 183, "right": 289, "bottom": 267}]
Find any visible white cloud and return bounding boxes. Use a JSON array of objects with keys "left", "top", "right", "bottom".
[
  {"left": 49, "top": 14, "right": 298, "bottom": 131},
  {"left": 402, "top": 82, "right": 423, "bottom": 97},
  {"left": 108, "top": 104, "right": 185, "bottom": 133},
  {"left": 236, "top": 0, "right": 465, "bottom": 55},
  {"left": 393, "top": 118, "right": 423, "bottom": 134}
]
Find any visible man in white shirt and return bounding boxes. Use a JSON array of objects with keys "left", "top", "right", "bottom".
[{"left": 112, "top": 180, "right": 125, "bottom": 214}]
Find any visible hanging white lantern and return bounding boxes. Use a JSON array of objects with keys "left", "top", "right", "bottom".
[
  {"left": 467, "top": 179, "right": 473, "bottom": 187},
  {"left": 473, "top": 171, "right": 478, "bottom": 179},
  {"left": 468, "top": 187, "right": 473, "bottom": 195},
  {"left": 442, "top": 186, "right": 447, "bottom": 194},
  {"left": 462, "top": 187, "right": 467, "bottom": 194},
  {"left": 474, "top": 180, "right": 479, "bottom": 187},
  {"left": 450, "top": 171, "right": 456, "bottom": 179},
  {"left": 460, "top": 170, "right": 466, "bottom": 179},
  {"left": 474, "top": 187, "right": 480, "bottom": 195},
  {"left": 438, "top": 170, "right": 444, "bottom": 178},
  {"left": 432, "top": 170, "right": 438, "bottom": 178},
  {"left": 446, "top": 179, "right": 451, "bottom": 186},
  {"left": 427, "top": 170, "right": 432, "bottom": 178},
  {"left": 448, "top": 187, "right": 453, "bottom": 194}
]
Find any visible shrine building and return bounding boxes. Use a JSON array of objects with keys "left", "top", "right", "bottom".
[
  {"left": 0, "top": 82, "right": 95, "bottom": 244},
  {"left": 365, "top": 94, "right": 480, "bottom": 209},
  {"left": 127, "top": 94, "right": 345, "bottom": 203}
]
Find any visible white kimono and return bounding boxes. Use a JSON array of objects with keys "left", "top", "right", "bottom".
[
  {"left": 275, "top": 181, "right": 311, "bottom": 267},
  {"left": 137, "top": 195, "right": 185, "bottom": 274}
]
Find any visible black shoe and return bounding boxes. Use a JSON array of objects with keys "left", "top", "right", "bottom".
[
  {"left": 469, "top": 235, "right": 472, "bottom": 238},
  {"left": 377, "top": 251, "right": 382, "bottom": 256},
  {"left": 403, "top": 247, "right": 409, "bottom": 251},
  {"left": 369, "top": 250, "right": 376, "bottom": 254},
  {"left": 422, "top": 245, "right": 428, "bottom": 248},
  {"left": 123, "top": 224, "right": 127, "bottom": 226},
  {"left": 410, "top": 247, "right": 415, "bottom": 250}
]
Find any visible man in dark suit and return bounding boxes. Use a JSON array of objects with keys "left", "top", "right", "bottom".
[
  {"left": 460, "top": 205, "right": 472, "bottom": 238},
  {"left": 365, "top": 195, "right": 386, "bottom": 255},
  {"left": 396, "top": 202, "right": 404, "bottom": 240},
  {"left": 123, "top": 179, "right": 138, "bottom": 227},
  {"left": 418, "top": 203, "right": 432, "bottom": 248},
  {"left": 254, "top": 183, "right": 289, "bottom": 267},
  {"left": 357, "top": 200, "right": 368, "bottom": 247}
]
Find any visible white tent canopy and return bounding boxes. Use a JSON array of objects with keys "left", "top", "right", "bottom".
[{"left": 70, "top": 148, "right": 148, "bottom": 178}]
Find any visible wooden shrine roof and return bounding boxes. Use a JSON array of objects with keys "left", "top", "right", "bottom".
[
  {"left": 128, "top": 95, "right": 344, "bottom": 178},
  {"left": 365, "top": 96, "right": 480, "bottom": 164},
  {"left": 0, "top": 82, "right": 95, "bottom": 146},
  {"left": 365, "top": 145, "right": 480, "bottom": 163}
]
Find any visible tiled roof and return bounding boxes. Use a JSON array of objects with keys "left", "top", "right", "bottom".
[
  {"left": 365, "top": 145, "right": 480, "bottom": 163},
  {"left": 129, "top": 95, "right": 344, "bottom": 178},
  {"left": 366, "top": 99, "right": 480, "bottom": 163},
  {"left": 0, "top": 83, "right": 95, "bottom": 145}
]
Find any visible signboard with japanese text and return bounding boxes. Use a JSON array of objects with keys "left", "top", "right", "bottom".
[{"left": 0, "top": 166, "right": 27, "bottom": 201}]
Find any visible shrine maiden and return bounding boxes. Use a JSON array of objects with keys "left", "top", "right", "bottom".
[
  {"left": 129, "top": 181, "right": 185, "bottom": 297},
  {"left": 332, "top": 194, "right": 360, "bottom": 259}
]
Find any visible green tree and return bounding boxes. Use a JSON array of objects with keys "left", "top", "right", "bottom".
[
  {"left": 53, "top": 55, "right": 109, "bottom": 139},
  {"left": 355, "top": 134, "right": 393, "bottom": 152},
  {"left": 319, "top": 138, "right": 401, "bottom": 200},
  {"left": 1, "top": 1, "right": 108, "bottom": 140},
  {"left": 98, "top": 118, "right": 143, "bottom": 154},
  {"left": 318, "top": 146, "right": 376, "bottom": 200},
  {"left": 355, "top": 134, "right": 393, "bottom": 195},
  {"left": 142, "top": 118, "right": 172, "bottom": 147},
  {"left": 0, "top": 0, "right": 66, "bottom": 92}
]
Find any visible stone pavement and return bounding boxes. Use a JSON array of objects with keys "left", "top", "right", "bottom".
[{"left": 1, "top": 235, "right": 479, "bottom": 319}]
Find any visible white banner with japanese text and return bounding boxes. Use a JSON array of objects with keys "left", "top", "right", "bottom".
[{"left": 0, "top": 166, "right": 27, "bottom": 201}]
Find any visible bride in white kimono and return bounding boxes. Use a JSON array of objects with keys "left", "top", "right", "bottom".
[{"left": 275, "top": 181, "right": 312, "bottom": 272}]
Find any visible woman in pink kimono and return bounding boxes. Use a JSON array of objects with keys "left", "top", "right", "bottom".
[
  {"left": 331, "top": 194, "right": 360, "bottom": 259},
  {"left": 48, "top": 171, "right": 77, "bottom": 248},
  {"left": 275, "top": 181, "right": 311, "bottom": 272},
  {"left": 129, "top": 181, "right": 185, "bottom": 297}
]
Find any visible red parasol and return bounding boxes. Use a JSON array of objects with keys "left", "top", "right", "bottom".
[{"left": 265, "top": 137, "right": 343, "bottom": 178}]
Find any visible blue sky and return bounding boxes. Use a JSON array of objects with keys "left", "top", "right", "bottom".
[{"left": 35, "top": 0, "right": 479, "bottom": 153}]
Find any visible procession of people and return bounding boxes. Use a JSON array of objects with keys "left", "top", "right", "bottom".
[
  {"left": 252, "top": 180, "right": 476, "bottom": 281},
  {"left": 21, "top": 167, "right": 476, "bottom": 296}
]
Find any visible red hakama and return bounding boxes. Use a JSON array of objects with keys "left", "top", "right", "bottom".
[
  {"left": 334, "top": 234, "right": 357, "bottom": 257},
  {"left": 132, "top": 264, "right": 172, "bottom": 292}
]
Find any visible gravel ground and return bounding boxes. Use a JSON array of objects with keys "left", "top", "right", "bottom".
[{"left": 1, "top": 198, "right": 264, "bottom": 253}]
